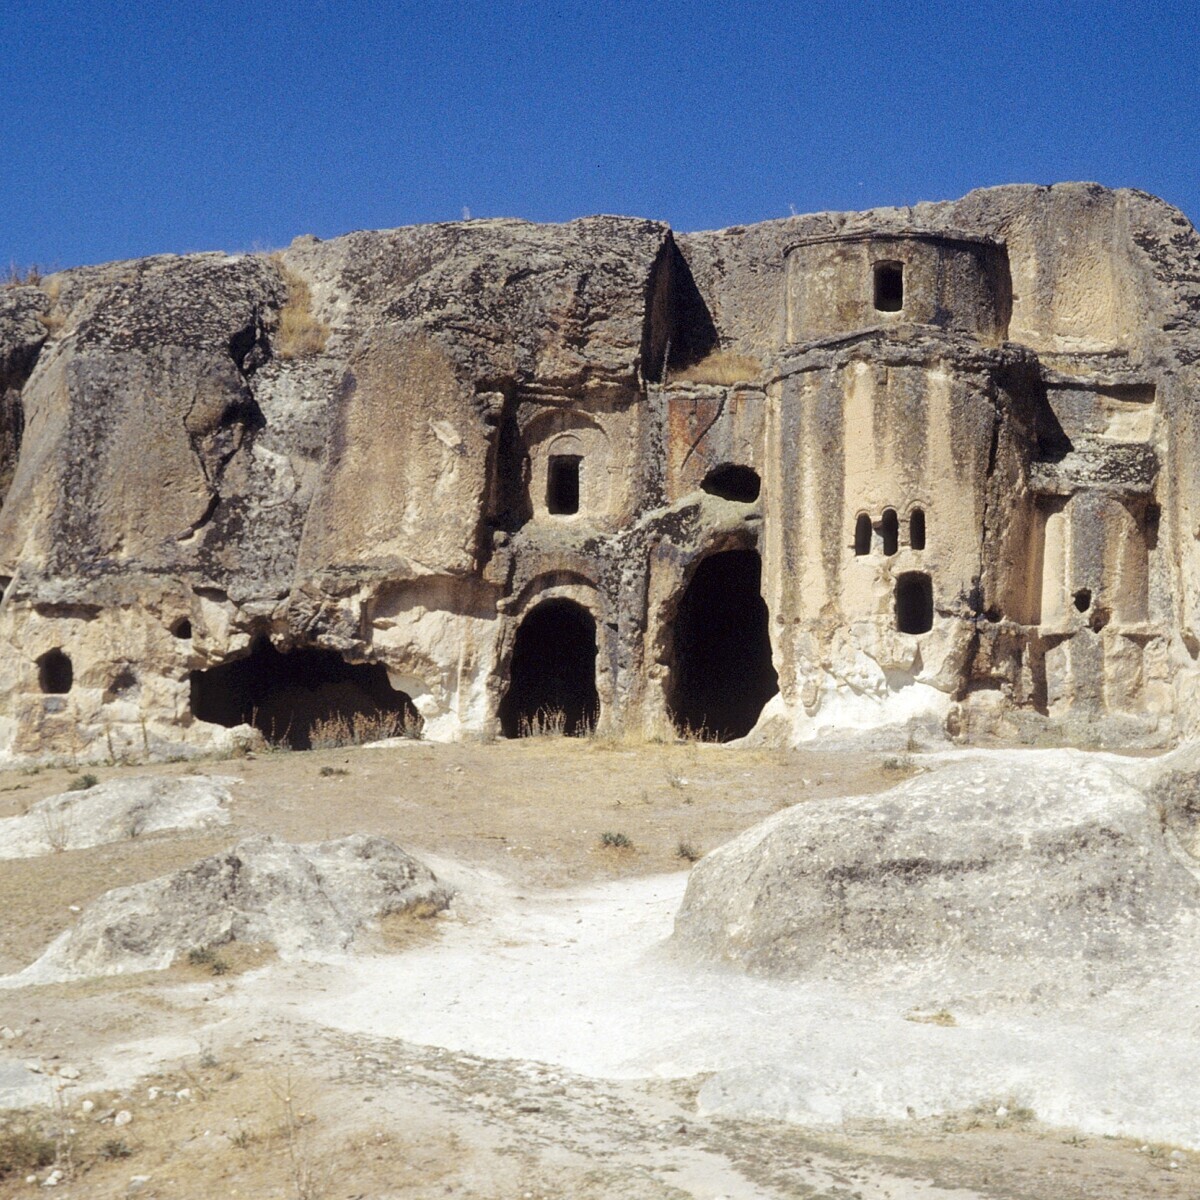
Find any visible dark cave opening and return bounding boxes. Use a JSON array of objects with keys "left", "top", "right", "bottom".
[
  {"left": 498, "top": 599, "right": 599, "bottom": 738},
  {"left": 700, "top": 464, "right": 761, "bottom": 503},
  {"left": 37, "top": 648, "right": 73, "bottom": 695},
  {"left": 667, "top": 549, "right": 779, "bottom": 742},
  {"left": 189, "top": 640, "right": 418, "bottom": 750},
  {"left": 895, "top": 572, "right": 934, "bottom": 635}
]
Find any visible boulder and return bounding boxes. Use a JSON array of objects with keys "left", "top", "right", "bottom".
[
  {"left": 5, "top": 833, "right": 453, "bottom": 983},
  {"left": 0, "top": 774, "right": 234, "bottom": 858},
  {"left": 671, "top": 751, "right": 1200, "bottom": 999},
  {"left": 1148, "top": 762, "right": 1200, "bottom": 859}
]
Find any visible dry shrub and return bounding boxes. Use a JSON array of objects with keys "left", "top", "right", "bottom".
[
  {"left": 669, "top": 349, "right": 763, "bottom": 385},
  {"left": 38, "top": 801, "right": 73, "bottom": 853},
  {"left": 274, "top": 262, "right": 329, "bottom": 359},
  {"left": 0, "top": 1123, "right": 56, "bottom": 1178},
  {"left": 266, "top": 1066, "right": 330, "bottom": 1200},
  {"left": 308, "top": 709, "right": 422, "bottom": 750},
  {"left": 673, "top": 719, "right": 720, "bottom": 744}
]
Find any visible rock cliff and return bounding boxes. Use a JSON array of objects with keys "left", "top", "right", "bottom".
[{"left": 1, "top": 184, "right": 1198, "bottom": 757}]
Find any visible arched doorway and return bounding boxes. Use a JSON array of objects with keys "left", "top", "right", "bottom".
[
  {"left": 667, "top": 549, "right": 778, "bottom": 741},
  {"left": 499, "top": 599, "right": 599, "bottom": 737}
]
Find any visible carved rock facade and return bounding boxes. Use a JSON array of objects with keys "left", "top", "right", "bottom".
[{"left": 1, "top": 183, "right": 1197, "bottom": 756}]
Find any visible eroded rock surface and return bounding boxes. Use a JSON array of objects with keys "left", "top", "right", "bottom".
[
  {"left": 6, "top": 833, "right": 452, "bottom": 982},
  {"left": 1, "top": 184, "right": 1198, "bottom": 754},
  {"left": 0, "top": 773, "right": 234, "bottom": 859},
  {"left": 672, "top": 752, "right": 1200, "bottom": 999}
]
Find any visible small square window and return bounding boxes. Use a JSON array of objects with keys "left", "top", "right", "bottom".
[{"left": 874, "top": 261, "right": 904, "bottom": 312}]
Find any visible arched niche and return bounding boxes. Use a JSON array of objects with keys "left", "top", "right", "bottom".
[
  {"left": 523, "top": 410, "right": 611, "bottom": 520},
  {"left": 1038, "top": 492, "right": 1150, "bottom": 629}
]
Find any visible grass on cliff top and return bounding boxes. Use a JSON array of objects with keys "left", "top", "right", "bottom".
[
  {"left": 272, "top": 259, "right": 329, "bottom": 359},
  {"left": 668, "top": 349, "right": 763, "bottom": 386}
]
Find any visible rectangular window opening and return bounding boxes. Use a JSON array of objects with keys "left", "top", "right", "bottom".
[
  {"left": 547, "top": 455, "right": 581, "bottom": 515},
  {"left": 874, "top": 261, "right": 904, "bottom": 313}
]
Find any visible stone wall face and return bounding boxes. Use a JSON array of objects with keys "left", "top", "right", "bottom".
[
  {"left": 784, "top": 232, "right": 1011, "bottom": 345},
  {"left": 0, "top": 184, "right": 1196, "bottom": 756}
]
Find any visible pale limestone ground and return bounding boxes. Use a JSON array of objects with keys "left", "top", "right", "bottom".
[{"left": 0, "top": 740, "right": 1195, "bottom": 1198}]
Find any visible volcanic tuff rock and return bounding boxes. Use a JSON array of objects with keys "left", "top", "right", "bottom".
[
  {"left": 2, "top": 184, "right": 1199, "bottom": 755},
  {"left": 671, "top": 752, "right": 1200, "bottom": 1000},
  {"left": 0, "top": 773, "right": 234, "bottom": 859},
  {"left": 4, "top": 833, "right": 453, "bottom": 983}
]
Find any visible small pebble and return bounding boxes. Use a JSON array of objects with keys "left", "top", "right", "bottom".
[
  {"left": 147, "top": 1087, "right": 160, "bottom": 1101},
  {"left": 57, "top": 1066, "right": 80, "bottom": 1080},
  {"left": 995, "top": 1105, "right": 1008, "bottom": 1118},
  {"left": 80, "top": 1100, "right": 94, "bottom": 1114},
  {"left": 114, "top": 1109, "right": 133, "bottom": 1127},
  {"left": 176, "top": 1087, "right": 191, "bottom": 1101}
]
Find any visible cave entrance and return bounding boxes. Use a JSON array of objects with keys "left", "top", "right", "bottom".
[
  {"left": 701, "top": 464, "right": 761, "bottom": 503},
  {"left": 499, "top": 599, "right": 599, "bottom": 737},
  {"left": 667, "top": 549, "right": 778, "bottom": 741},
  {"left": 190, "top": 640, "right": 419, "bottom": 750}
]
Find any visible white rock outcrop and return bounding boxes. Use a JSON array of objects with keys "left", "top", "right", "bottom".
[
  {"left": 672, "top": 751, "right": 1200, "bottom": 1001},
  {"left": 0, "top": 774, "right": 234, "bottom": 859},
  {"left": 5, "top": 833, "right": 453, "bottom": 984}
]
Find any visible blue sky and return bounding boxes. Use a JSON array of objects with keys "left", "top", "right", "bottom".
[{"left": 3, "top": 1, "right": 1198, "bottom": 268}]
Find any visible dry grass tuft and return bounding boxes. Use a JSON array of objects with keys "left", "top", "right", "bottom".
[
  {"left": 273, "top": 262, "right": 329, "bottom": 359},
  {"left": 308, "top": 709, "right": 422, "bottom": 750},
  {"left": 0, "top": 1123, "right": 56, "bottom": 1178},
  {"left": 266, "top": 1065, "right": 331, "bottom": 1200},
  {"left": 38, "top": 277, "right": 65, "bottom": 335},
  {"left": 518, "top": 707, "right": 569, "bottom": 738},
  {"left": 2, "top": 262, "right": 43, "bottom": 288},
  {"left": 669, "top": 349, "right": 763, "bottom": 386}
]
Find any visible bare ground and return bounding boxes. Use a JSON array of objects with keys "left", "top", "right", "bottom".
[{"left": 0, "top": 738, "right": 1193, "bottom": 1198}]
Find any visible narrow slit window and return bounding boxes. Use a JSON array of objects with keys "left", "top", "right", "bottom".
[
  {"left": 854, "top": 513, "right": 872, "bottom": 556},
  {"left": 909, "top": 507, "right": 926, "bottom": 551},
  {"left": 547, "top": 454, "right": 581, "bottom": 515},
  {"left": 874, "top": 261, "right": 904, "bottom": 313},
  {"left": 881, "top": 508, "right": 899, "bottom": 556}
]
